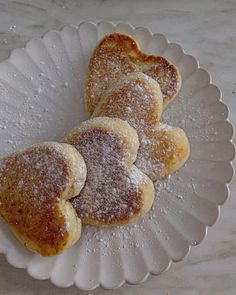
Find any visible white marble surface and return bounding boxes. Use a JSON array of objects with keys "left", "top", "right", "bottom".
[{"left": 0, "top": 0, "right": 235, "bottom": 294}]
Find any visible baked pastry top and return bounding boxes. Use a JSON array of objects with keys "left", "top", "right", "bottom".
[
  {"left": 63, "top": 117, "right": 154, "bottom": 227},
  {"left": 0, "top": 142, "right": 86, "bottom": 256},
  {"left": 85, "top": 33, "right": 181, "bottom": 115},
  {"left": 93, "top": 72, "right": 190, "bottom": 180}
]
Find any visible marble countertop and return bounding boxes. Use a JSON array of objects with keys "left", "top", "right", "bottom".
[{"left": 0, "top": 0, "right": 235, "bottom": 294}]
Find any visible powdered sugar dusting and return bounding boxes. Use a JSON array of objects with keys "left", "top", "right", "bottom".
[
  {"left": 141, "top": 61, "right": 179, "bottom": 106},
  {"left": 94, "top": 72, "right": 185, "bottom": 180},
  {"left": 136, "top": 127, "right": 178, "bottom": 180},
  {"left": 75, "top": 174, "right": 172, "bottom": 257},
  {"left": 86, "top": 33, "right": 180, "bottom": 114},
  {"left": 77, "top": 168, "right": 202, "bottom": 258},
  {"left": 64, "top": 120, "right": 150, "bottom": 226},
  {"left": 162, "top": 89, "right": 218, "bottom": 143},
  {"left": 94, "top": 73, "right": 162, "bottom": 133},
  {"left": 0, "top": 142, "right": 81, "bottom": 252}
]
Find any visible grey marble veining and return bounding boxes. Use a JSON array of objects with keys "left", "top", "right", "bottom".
[{"left": 0, "top": 0, "right": 235, "bottom": 294}]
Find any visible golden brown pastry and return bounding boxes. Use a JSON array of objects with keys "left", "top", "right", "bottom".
[
  {"left": 85, "top": 33, "right": 181, "bottom": 115},
  {"left": 0, "top": 142, "right": 86, "bottom": 256},
  {"left": 62, "top": 117, "right": 154, "bottom": 227},
  {"left": 93, "top": 72, "right": 190, "bottom": 180}
]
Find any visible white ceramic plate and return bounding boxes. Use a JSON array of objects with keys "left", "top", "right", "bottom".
[{"left": 0, "top": 22, "right": 234, "bottom": 290}]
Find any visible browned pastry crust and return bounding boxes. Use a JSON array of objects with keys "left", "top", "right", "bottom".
[
  {"left": 0, "top": 142, "right": 86, "bottom": 256},
  {"left": 85, "top": 33, "right": 181, "bottom": 115},
  {"left": 93, "top": 72, "right": 189, "bottom": 180},
  {"left": 63, "top": 117, "right": 154, "bottom": 227}
]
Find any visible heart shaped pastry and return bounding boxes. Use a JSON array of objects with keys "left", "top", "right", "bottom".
[
  {"left": 0, "top": 142, "right": 86, "bottom": 256},
  {"left": 63, "top": 117, "right": 154, "bottom": 227},
  {"left": 93, "top": 72, "right": 190, "bottom": 180},
  {"left": 85, "top": 33, "right": 181, "bottom": 115}
]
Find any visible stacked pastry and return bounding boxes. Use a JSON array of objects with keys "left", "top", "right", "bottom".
[{"left": 0, "top": 33, "right": 189, "bottom": 256}]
